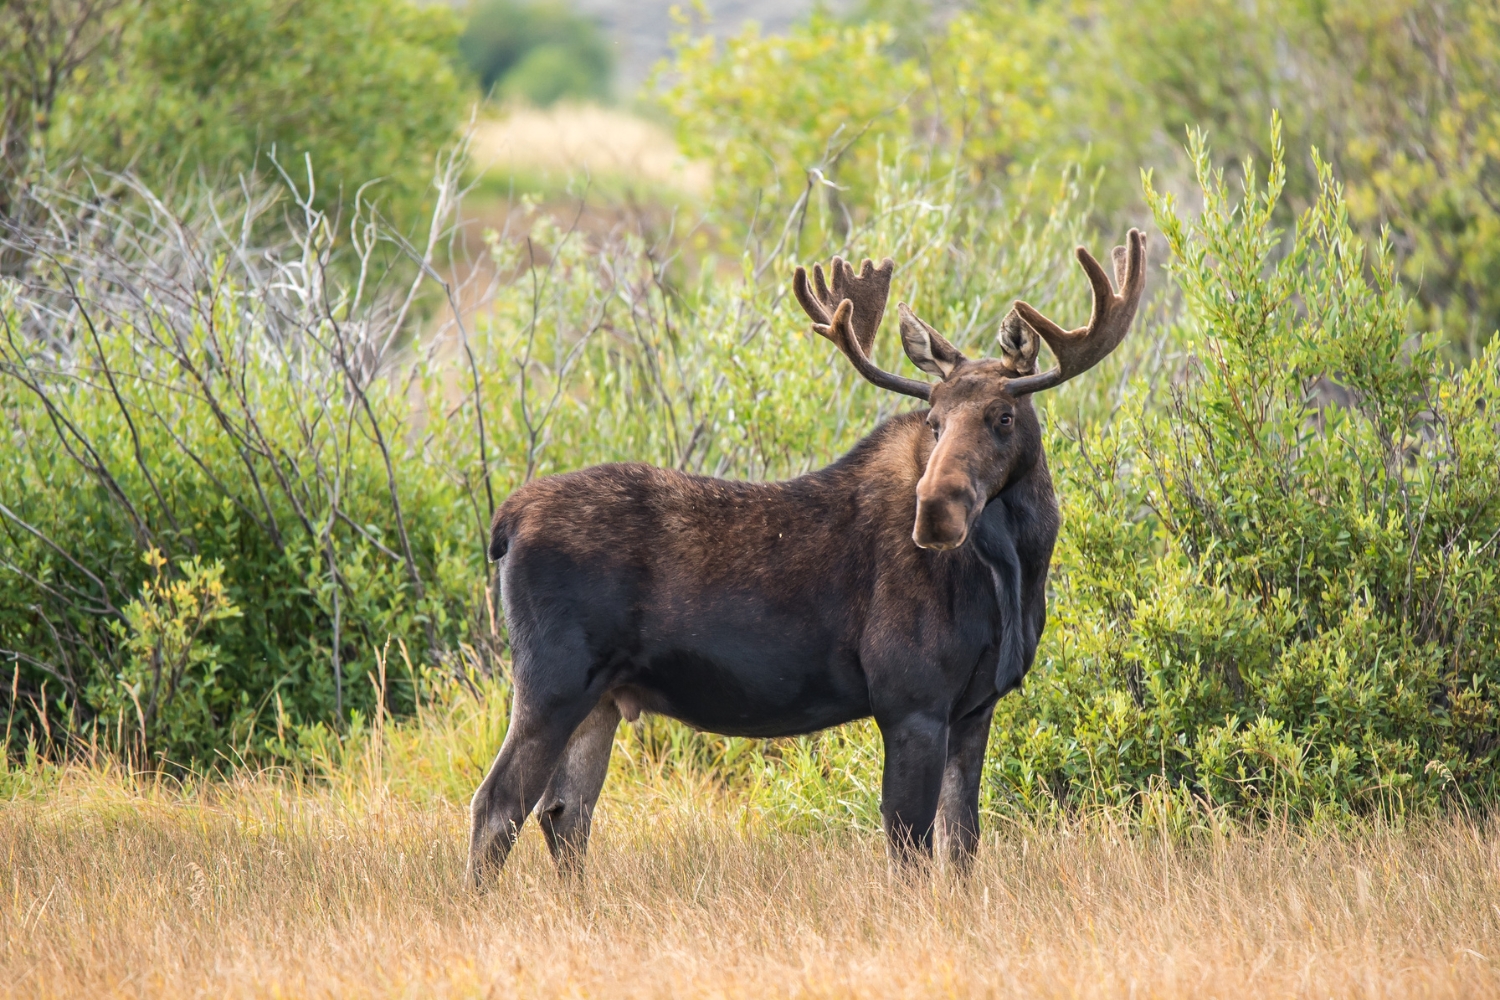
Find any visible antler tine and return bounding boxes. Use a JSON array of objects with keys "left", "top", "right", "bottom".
[
  {"left": 794, "top": 255, "right": 928, "bottom": 399},
  {"left": 1004, "top": 228, "right": 1147, "bottom": 397},
  {"left": 839, "top": 257, "right": 894, "bottom": 356},
  {"left": 793, "top": 262, "right": 833, "bottom": 327}
]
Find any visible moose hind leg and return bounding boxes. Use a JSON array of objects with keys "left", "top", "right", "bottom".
[
  {"left": 537, "top": 697, "right": 622, "bottom": 875},
  {"left": 467, "top": 699, "right": 582, "bottom": 889},
  {"left": 877, "top": 711, "right": 950, "bottom": 867},
  {"left": 935, "top": 701, "right": 995, "bottom": 873}
]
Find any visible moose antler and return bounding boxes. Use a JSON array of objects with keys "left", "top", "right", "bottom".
[
  {"left": 794, "top": 256, "right": 933, "bottom": 400},
  {"left": 1004, "top": 228, "right": 1147, "bottom": 397},
  {"left": 794, "top": 255, "right": 891, "bottom": 355}
]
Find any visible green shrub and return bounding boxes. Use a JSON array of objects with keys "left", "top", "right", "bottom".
[
  {"left": 0, "top": 148, "right": 1093, "bottom": 765},
  {"left": 659, "top": 1, "right": 1500, "bottom": 358},
  {"left": 2, "top": 107, "right": 1496, "bottom": 822},
  {"left": 461, "top": 124, "right": 1500, "bottom": 824},
  {"left": 97, "top": 549, "right": 244, "bottom": 760},
  {"left": 987, "top": 123, "right": 1500, "bottom": 823},
  {"left": 0, "top": 166, "right": 490, "bottom": 764}
]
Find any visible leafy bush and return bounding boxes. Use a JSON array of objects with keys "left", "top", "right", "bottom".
[
  {"left": 1005, "top": 0, "right": 1500, "bottom": 359},
  {"left": 2, "top": 62, "right": 1496, "bottom": 821},
  {"left": 656, "top": 16, "right": 918, "bottom": 228},
  {"left": 456, "top": 124, "right": 1499, "bottom": 823},
  {"left": 0, "top": 162, "right": 493, "bottom": 763},
  {"left": 654, "top": 11, "right": 1060, "bottom": 244},
  {"left": 459, "top": 0, "right": 612, "bottom": 105},
  {"left": 0, "top": 147, "right": 1094, "bottom": 765},
  {"left": 99, "top": 549, "right": 243, "bottom": 759},
  {"left": 988, "top": 124, "right": 1500, "bottom": 822}
]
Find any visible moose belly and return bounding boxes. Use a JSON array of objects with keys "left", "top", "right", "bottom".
[{"left": 615, "top": 603, "right": 870, "bottom": 737}]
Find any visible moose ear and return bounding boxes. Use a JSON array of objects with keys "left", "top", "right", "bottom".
[
  {"left": 897, "top": 303, "right": 964, "bottom": 379},
  {"left": 997, "top": 307, "right": 1040, "bottom": 375}
]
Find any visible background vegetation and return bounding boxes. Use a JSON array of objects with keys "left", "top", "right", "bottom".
[
  {"left": 1, "top": 0, "right": 1497, "bottom": 829},
  {"left": 459, "top": 0, "right": 614, "bottom": 106},
  {"left": 0, "top": 0, "right": 462, "bottom": 245},
  {"left": 664, "top": 0, "right": 1500, "bottom": 358}
]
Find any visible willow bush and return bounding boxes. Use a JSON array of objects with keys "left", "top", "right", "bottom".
[
  {"left": 0, "top": 151, "right": 1094, "bottom": 766},
  {"left": 1, "top": 121, "right": 1496, "bottom": 821},
  {"left": 0, "top": 166, "right": 490, "bottom": 764},
  {"left": 989, "top": 126, "right": 1500, "bottom": 823},
  {"left": 661, "top": 0, "right": 1500, "bottom": 360}
]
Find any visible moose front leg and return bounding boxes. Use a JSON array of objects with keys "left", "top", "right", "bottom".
[
  {"left": 935, "top": 700, "right": 996, "bottom": 872},
  {"left": 876, "top": 711, "right": 950, "bottom": 866}
]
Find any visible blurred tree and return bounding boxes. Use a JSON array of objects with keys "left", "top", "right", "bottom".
[
  {"left": 1319, "top": 0, "right": 1500, "bottom": 358},
  {"left": 656, "top": 14, "right": 920, "bottom": 238},
  {"left": 0, "top": 0, "right": 123, "bottom": 272},
  {"left": 459, "top": 0, "right": 612, "bottom": 105},
  {"left": 962, "top": 0, "right": 1500, "bottom": 355}
]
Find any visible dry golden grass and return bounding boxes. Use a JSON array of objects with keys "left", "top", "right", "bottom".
[
  {"left": 471, "top": 103, "right": 710, "bottom": 197},
  {"left": 3, "top": 759, "right": 1499, "bottom": 999}
]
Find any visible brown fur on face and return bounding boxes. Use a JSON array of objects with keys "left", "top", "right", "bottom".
[{"left": 912, "top": 361, "right": 1043, "bottom": 551}]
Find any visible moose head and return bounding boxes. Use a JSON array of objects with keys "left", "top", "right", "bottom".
[{"left": 794, "top": 229, "right": 1147, "bottom": 550}]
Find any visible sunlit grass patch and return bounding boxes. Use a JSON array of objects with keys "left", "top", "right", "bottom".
[
  {"left": 3, "top": 750, "right": 1498, "bottom": 999},
  {"left": 469, "top": 103, "right": 710, "bottom": 206}
]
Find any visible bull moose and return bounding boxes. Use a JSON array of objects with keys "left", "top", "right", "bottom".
[{"left": 468, "top": 230, "right": 1147, "bottom": 885}]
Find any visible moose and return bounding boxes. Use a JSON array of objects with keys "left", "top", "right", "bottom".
[{"left": 468, "top": 230, "right": 1147, "bottom": 885}]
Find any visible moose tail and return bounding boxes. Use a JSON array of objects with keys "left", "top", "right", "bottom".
[{"left": 488, "top": 503, "right": 520, "bottom": 562}]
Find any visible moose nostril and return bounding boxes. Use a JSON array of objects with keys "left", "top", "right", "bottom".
[{"left": 913, "top": 496, "right": 973, "bottom": 550}]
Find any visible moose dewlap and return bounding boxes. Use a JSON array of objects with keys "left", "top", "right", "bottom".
[{"left": 468, "top": 231, "right": 1148, "bottom": 885}]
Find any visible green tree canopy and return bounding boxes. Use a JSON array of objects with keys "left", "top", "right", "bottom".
[{"left": 459, "top": 0, "right": 613, "bottom": 106}]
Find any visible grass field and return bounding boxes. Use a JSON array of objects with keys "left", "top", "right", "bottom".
[{"left": 4, "top": 740, "right": 1498, "bottom": 998}]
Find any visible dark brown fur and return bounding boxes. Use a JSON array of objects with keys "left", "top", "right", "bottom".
[{"left": 467, "top": 233, "right": 1146, "bottom": 884}]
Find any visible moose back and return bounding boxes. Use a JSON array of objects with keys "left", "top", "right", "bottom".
[{"left": 468, "top": 231, "right": 1147, "bottom": 885}]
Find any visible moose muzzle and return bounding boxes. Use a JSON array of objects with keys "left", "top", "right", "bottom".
[{"left": 912, "top": 478, "right": 980, "bottom": 550}]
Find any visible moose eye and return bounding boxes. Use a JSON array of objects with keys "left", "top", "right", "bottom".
[{"left": 998, "top": 413, "right": 1013, "bottom": 427}]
